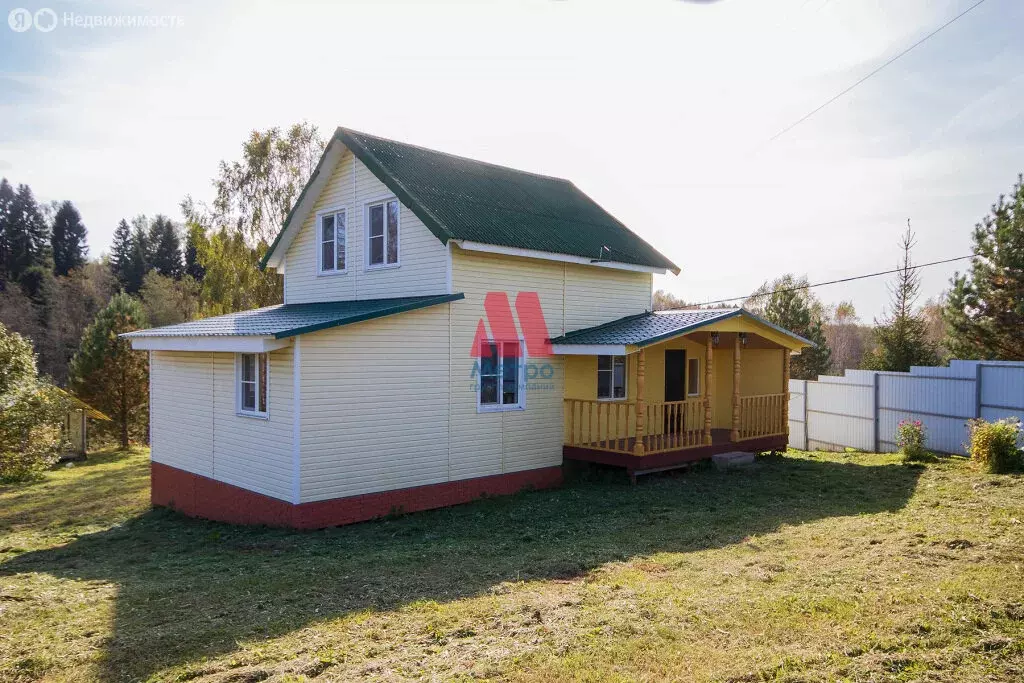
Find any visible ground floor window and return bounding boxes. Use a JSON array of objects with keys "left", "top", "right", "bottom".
[
  {"left": 597, "top": 355, "right": 626, "bottom": 399},
  {"left": 478, "top": 340, "right": 524, "bottom": 411},
  {"left": 237, "top": 352, "right": 268, "bottom": 417}
]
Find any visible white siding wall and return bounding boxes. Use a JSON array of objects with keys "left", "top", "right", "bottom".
[
  {"left": 150, "top": 348, "right": 295, "bottom": 501},
  {"left": 282, "top": 150, "right": 449, "bottom": 304},
  {"left": 299, "top": 305, "right": 451, "bottom": 503},
  {"left": 151, "top": 351, "right": 215, "bottom": 478}
]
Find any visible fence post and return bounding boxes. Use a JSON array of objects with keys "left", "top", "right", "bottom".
[
  {"left": 975, "top": 363, "right": 983, "bottom": 418},
  {"left": 802, "top": 380, "right": 809, "bottom": 450},
  {"left": 872, "top": 372, "right": 881, "bottom": 453}
]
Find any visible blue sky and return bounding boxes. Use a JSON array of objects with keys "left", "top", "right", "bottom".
[{"left": 1, "top": 0, "right": 1022, "bottom": 320}]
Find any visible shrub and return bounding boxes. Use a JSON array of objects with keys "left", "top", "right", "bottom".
[
  {"left": 967, "top": 418, "right": 1023, "bottom": 474},
  {"left": 896, "top": 419, "right": 932, "bottom": 463},
  {"left": 0, "top": 382, "right": 72, "bottom": 483}
]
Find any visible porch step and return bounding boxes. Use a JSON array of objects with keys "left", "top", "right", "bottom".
[{"left": 711, "top": 451, "right": 757, "bottom": 470}]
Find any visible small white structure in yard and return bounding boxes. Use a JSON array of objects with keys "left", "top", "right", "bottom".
[{"left": 788, "top": 360, "right": 1024, "bottom": 455}]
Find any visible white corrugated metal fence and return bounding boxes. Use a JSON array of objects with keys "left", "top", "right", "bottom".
[{"left": 789, "top": 360, "right": 1024, "bottom": 455}]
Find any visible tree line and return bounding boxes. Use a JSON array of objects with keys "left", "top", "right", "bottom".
[
  {"left": 655, "top": 177, "right": 1024, "bottom": 379},
  {"left": 0, "top": 123, "right": 323, "bottom": 464}
]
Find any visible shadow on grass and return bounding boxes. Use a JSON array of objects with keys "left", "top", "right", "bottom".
[{"left": 1, "top": 454, "right": 922, "bottom": 681}]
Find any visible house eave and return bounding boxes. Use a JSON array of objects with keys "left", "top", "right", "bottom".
[
  {"left": 126, "top": 336, "right": 292, "bottom": 353},
  {"left": 452, "top": 240, "right": 671, "bottom": 275}
]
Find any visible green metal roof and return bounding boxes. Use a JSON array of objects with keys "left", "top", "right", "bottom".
[
  {"left": 122, "top": 294, "right": 463, "bottom": 340},
  {"left": 549, "top": 309, "right": 814, "bottom": 348},
  {"left": 262, "top": 128, "right": 679, "bottom": 273}
]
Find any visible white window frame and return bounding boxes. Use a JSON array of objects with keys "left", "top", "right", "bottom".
[
  {"left": 236, "top": 352, "right": 269, "bottom": 419},
  {"left": 316, "top": 206, "right": 348, "bottom": 276},
  {"left": 687, "top": 356, "right": 701, "bottom": 396},
  {"left": 364, "top": 196, "right": 401, "bottom": 270},
  {"left": 597, "top": 354, "right": 628, "bottom": 401},
  {"left": 476, "top": 337, "right": 526, "bottom": 413}
]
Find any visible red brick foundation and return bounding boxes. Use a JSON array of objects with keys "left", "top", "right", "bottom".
[{"left": 150, "top": 461, "right": 563, "bottom": 529}]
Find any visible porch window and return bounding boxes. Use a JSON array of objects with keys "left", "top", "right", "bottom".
[
  {"left": 237, "top": 353, "right": 269, "bottom": 417},
  {"left": 319, "top": 209, "right": 347, "bottom": 274},
  {"left": 687, "top": 357, "right": 700, "bottom": 396},
  {"left": 478, "top": 340, "right": 524, "bottom": 411},
  {"left": 367, "top": 198, "right": 400, "bottom": 267},
  {"left": 597, "top": 355, "right": 626, "bottom": 400}
]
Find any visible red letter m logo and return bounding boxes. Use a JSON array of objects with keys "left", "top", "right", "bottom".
[{"left": 469, "top": 292, "right": 552, "bottom": 358}]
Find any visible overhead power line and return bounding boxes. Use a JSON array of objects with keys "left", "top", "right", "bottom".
[
  {"left": 765, "top": 0, "right": 991, "bottom": 144},
  {"left": 699, "top": 254, "right": 973, "bottom": 307}
]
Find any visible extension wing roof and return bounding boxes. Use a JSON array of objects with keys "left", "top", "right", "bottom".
[
  {"left": 262, "top": 127, "right": 680, "bottom": 274},
  {"left": 123, "top": 294, "right": 463, "bottom": 341},
  {"left": 549, "top": 308, "right": 813, "bottom": 351}
]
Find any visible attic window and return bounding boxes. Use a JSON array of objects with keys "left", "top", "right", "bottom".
[
  {"left": 367, "top": 199, "right": 399, "bottom": 268},
  {"left": 319, "top": 209, "right": 347, "bottom": 274}
]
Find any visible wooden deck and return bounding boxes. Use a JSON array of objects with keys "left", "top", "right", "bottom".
[{"left": 564, "top": 428, "right": 788, "bottom": 478}]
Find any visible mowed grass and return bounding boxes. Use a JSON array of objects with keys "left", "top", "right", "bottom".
[{"left": 1, "top": 449, "right": 1023, "bottom": 682}]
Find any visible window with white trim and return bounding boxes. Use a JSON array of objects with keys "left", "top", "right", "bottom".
[
  {"left": 237, "top": 352, "right": 269, "bottom": 417},
  {"left": 478, "top": 340, "right": 524, "bottom": 410},
  {"left": 367, "top": 198, "right": 399, "bottom": 267},
  {"left": 319, "top": 209, "right": 346, "bottom": 274},
  {"left": 687, "top": 357, "right": 700, "bottom": 396},
  {"left": 597, "top": 355, "right": 626, "bottom": 400}
]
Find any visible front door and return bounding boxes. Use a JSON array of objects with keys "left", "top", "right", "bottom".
[{"left": 664, "top": 350, "right": 686, "bottom": 433}]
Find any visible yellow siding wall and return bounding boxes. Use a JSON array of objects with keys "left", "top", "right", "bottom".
[
  {"left": 563, "top": 264, "right": 652, "bottom": 331},
  {"left": 282, "top": 150, "right": 449, "bottom": 303},
  {"left": 151, "top": 348, "right": 295, "bottom": 501},
  {"left": 298, "top": 305, "right": 451, "bottom": 503},
  {"left": 449, "top": 249, "right": 566, "bottom": 479}
]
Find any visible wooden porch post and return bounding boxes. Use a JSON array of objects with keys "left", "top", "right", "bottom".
[
  {"left": 731, "top": 334, "right": 741, "bottom": 442},
  {"left": 782, "top": 350, "right": 791, "bottom": 438},
  {"left": 633, "top": 349, "right": 646, "bottom": 457},
  {"left": 703, "top": 336, "right": 713, "bottom": 445}
]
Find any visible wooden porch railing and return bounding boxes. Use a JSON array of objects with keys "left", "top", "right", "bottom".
[
  {"left": 563, "top": 398, "right": 706, "bottom": 455},
  {"left": 737, "top": 393, "right": 787, "bottom": 440}
]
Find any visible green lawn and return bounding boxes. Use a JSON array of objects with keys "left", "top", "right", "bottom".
[{"left": 1, "top": 449, "right": 1022, "bottom": 682}]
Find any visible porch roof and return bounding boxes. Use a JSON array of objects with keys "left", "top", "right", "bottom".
[{"left": 549, "top": 308, "right": 813, "bottom": 352}]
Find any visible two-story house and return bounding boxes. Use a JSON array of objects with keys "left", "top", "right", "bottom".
[{"left": 125, "top": 128, "right": 811, "bottom": 528}]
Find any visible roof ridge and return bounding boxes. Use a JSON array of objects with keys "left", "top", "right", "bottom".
[{"left": 337, "top": 127, "right": 575, "bottom": 184}]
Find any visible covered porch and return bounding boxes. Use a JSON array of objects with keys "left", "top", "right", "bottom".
[{"left": 551, "top": 309, "right": 811, "bottom": 478}]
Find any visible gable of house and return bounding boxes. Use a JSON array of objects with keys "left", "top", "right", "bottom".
[{"left": 264, "top": 128, "right": 680, "bottom": 305}]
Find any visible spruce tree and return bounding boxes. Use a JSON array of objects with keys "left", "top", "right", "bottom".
[
  {"left": 109, "top": 218, "right": 133, "bottom": 289},
  {"left": 863, "top": 222, "right": 938, "bottom": 371},
  {"left": 0, "top": 179, "right": 14, "bottom": 287},
  {"left": 5, "top": 184, "right": 50, "bottom": 286},
  {"left": 51, "top": 201, "right": 88, "bottom": 276},
  {"left": 122, "top": 216, "right": 152, "bottom": 294},
  {"left": 148, "top": 214, "right": 183, "bottom": 278},
  {"left": 944, "top": 175, "right": 1024, "bottom": 360},
  {"left": 747, "top": 274, "right": 833, "bottom": 380}
]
